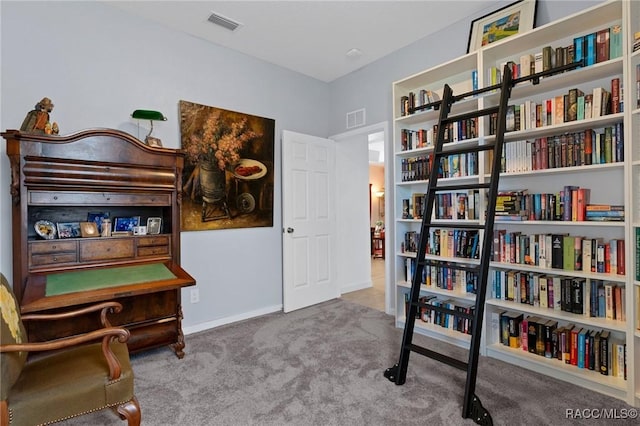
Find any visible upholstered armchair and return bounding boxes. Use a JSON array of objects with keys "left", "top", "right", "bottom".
[{"left": 0, "top": 274, "right": 140, "bottom": 426}]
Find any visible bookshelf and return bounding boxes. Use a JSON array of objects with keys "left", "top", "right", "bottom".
[
  {"left": 629, "top": 0, "right": 640, "bottom": 408},
  {"left": 391, "top": 0, "right": 639, "bottom": 406}
]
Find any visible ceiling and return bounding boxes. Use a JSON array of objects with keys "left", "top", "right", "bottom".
[{"left": 108, "top": 1, "right": 504, "bottom": 83}]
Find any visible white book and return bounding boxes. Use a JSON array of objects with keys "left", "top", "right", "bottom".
[
  {"left": 582, "top": 239, "right": 592, "bottom": 273},
  {"left": 520, "top": 54, "right": 533, "bottom": 77},
  {"left": 539, "top": 276, "right": 548, "bottom": 308},
  {"left": 534, "top": 51, "right": 543, "bottom": 74},
  {"left": 605, "top": 284, "right": 614, "bottom": 320},
  {"left": 592, "top": 87, "right": 603, "bottom": 118},
  {"left": 553, "top": 276, "right": 562, "bottom": 310}
]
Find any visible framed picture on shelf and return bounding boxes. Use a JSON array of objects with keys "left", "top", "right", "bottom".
[
  {"left": 57, "top": 222, "right": 81, "bottom": 239},
  {"left": 87, "top": 211, "right": 109, "bottom": 233},
  {"left": 79, "top": 221, "right": 99, "bottom": 238},
  {"left": 147, "top": 217, "right": 162, "bottom": 235},
  {"left": 113, "top": 216, "right": 140, "bottom": 232},
  {"left": 467, "top": 0, "right": 538, "bottom": 53}
]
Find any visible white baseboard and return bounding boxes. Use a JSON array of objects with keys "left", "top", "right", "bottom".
[
  {"left": 183, "top": 304, "right": 282, "bottom": 335},
  {"left": 340, "top": 279, "right": 372, "bottom": 295}
]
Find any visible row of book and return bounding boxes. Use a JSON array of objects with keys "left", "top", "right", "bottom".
[
  {"left": 403, "top": 229, "right": 480, "bottom": 261},
  {"left": 485, "top": 23, "right": 622, "bottom": 88},
  {"left": 498, "top": 312, "right": 626, "bottom": 378},
  {"left": 501, "top": 82, "right": 621, "bottom": 136},
  {"left": 400, "top": 117, "right": 479, "bottom": 150},
  {"left": 400, "top": 152, "right": 478, "bottom": 182},
  {"left": 494, "top": 187, "right": 625, "bottom": 223},
  {"left": 493, "top": 270, "right": 625, "bottom": 321},
  {"left": 433, "top": 190, "right": 479, "bottom": 220},
  {"left": 636, "top": 64, "right": 640, "bottom": 109},
  {"left": 636, "top": 228, "right": 640, "bottom": 281},
  {"left": 399, "top": 89, "right": 440, "bottom": 117},
  {"left": 405, "top": 293, "right": 475, "bottom": 335},
  {"left": 404, "top": 260, "right": 479, "bottom": 295},
  {"left": 492, "top": 230, "right": 626, "bottom": 275},
  {"left": 499, "top": 125, "right": 624, "bottom": 175}
]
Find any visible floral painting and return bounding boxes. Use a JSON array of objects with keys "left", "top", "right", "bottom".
[{"left": 179, "top": 101, "right": 275, "bottom": 231}]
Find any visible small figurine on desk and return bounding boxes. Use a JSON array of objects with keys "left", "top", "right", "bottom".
[{"left": 20, "top": 97, "right": 59, "bottom": 135}]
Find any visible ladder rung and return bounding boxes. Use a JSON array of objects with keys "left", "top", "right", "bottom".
[
  {"left": 435, "top": 143, "right": 495, "bottom": 157},
  {"left": 422, "top": 222, "right": 484, "bottom": 230},
  {"left": 433, "top": 183, "right": 490, "bottom": 192},
  {"left": 443, "top": 106, "right": 500, "bottom": 124},
  {"left": 407, "top": 344, "right": 468, "bottom": 371}
]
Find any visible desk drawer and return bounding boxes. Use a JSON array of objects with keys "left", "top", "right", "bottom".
[
  {"left": 137, "top": 235, "right": 170, "bottom": 247},
  {"left": 29, "top": 240, "right": 77, "bottom": 254},
  {"left": 29, "top": 191, "right": 171, "bottom": 206},
  {"left": 137, "top": 245, "right": 170, "bottom": 257},
  {"left": 79, "top": 239, "right": 134, "bottom": 262},
  {"left": 30, "top": 252, "right": 78, "bottom": 267}
]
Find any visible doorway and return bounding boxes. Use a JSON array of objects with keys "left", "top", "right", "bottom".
[{"left": 331, "top": 122, "right": 390, "bottom": 314}]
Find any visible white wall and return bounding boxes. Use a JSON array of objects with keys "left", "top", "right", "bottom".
[
  {"left": 0, "top": 1, "right": 329, "bottom": 331},
  {"left": 334, "top": 131, "right": 371, "bottom": 294},
  {"left": 326, "top": 0, "right": 605, "bottom": 136}
]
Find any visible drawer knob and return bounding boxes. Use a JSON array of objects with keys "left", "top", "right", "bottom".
[
  {"left": 53, "top": 196, "right": 58, "bottom": 200},
  {"left": 52, "top": 245, "right": 57, "bottom": 249},
  {"left": 53, "top": 257, "right": 58, "bottom": 261}
]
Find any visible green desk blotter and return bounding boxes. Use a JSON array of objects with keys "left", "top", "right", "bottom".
[{"left": 46, "top": 263, "right": 176, "bottom": 296}]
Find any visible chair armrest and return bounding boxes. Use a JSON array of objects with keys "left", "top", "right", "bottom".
[
  {"left": 0, "top": 327, "right": 130, "bottom": 380},
  {"left": 21, "top": 301, "right": 123, "bottom": 327}
]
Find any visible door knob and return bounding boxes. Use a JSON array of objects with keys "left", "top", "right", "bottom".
[{"left": 286, "top": 227, "right": 294, "bottom": 233}]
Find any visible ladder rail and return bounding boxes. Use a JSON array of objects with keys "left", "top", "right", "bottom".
[
  {"left": 392, "top": 83, "right": 455, "bottom": 385},
  {"left": 461, "top": 65, "right": 513, "bottom": 421},
  {"left": 385, "top": 63, "right": 522, "bottom": 426}
]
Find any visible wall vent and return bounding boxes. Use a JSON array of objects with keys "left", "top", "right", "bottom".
[
  {"left": 346, "top": 108, "right": 365, "bottom": 129},
  {"left": 207, "top": 11, "right": 243, "bottom": 31}
]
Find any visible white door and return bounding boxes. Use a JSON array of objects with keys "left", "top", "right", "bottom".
[{"left": 282, "top": 130, "right": 337, "bottom": 312}]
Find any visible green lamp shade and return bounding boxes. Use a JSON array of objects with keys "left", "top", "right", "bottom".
[{"left": 131, "top": 110, "right": 167, "bottom": 121}]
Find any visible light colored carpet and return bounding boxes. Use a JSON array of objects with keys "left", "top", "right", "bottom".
[
  {"left": 61, "top": 298, "right": 635, "bottom": 425},
  {"left": 342, "top": 258, "right": 385, "bottom": 311}
]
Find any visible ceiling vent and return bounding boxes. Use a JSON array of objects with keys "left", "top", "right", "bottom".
[
  {"left": 207, "top": 11, "right": 243, "bottom": 31},
  {"left": 346, "top": 108, "right": 366, "bottom": 129}
]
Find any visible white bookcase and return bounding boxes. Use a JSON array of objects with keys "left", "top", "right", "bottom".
[
  {"left": 390, "top": 0, "right": 639, "bottom": 406},
  {"left": 629, "top": 0, "right": 640, "bottom": 409}
]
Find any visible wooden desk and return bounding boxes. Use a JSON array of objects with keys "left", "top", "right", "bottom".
[{"left": 372, "top": 233, "right": 385, "bottom": 259}]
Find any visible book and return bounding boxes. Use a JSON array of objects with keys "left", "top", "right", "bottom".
[
  {"left": 596, "top": 28, "right": 610, "bottom": 63},
  {"left": 609, "top": 24, "right": 622, "bottom": 59},
  {"left": 599, "top": 330, "right": 610, "bottom": 375},
  {"left": 585, "top": 32, "right": 597, "bottom": 66},
  {"left": 611, "top": 78, "right": 620, "bottom": 114}
]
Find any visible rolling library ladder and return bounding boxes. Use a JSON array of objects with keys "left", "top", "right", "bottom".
[{"left": 384, "top": 59, "right": 586, "bottom": 425}]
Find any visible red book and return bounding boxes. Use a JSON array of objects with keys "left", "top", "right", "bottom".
[
  {"left": 584, "top": 130, "right": 593, "bottom": 166},
  {"left": 616, "top": 239, "right": 625, "bottom": 275},
  {"left": 604, "top": 243, "right": 611, "bottom": 273},
  {"left": 611, "top": 78, "right": 620, "bottom": 114},
  {"left": 576, "top": 188, "right": 590, "bottom": 221},
  {"left": 614, "top": 286, "right": 622, "bottom": 320},
  {"left": 596, "top": 28, "right": 610, "bottom": 63},
  {"left": 570, "top": 327, "right": 581, "bottom": 366}
]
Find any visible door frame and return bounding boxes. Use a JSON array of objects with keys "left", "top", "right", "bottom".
[{"left": 330, "top": 121, "right": 392, "bottom": 315}]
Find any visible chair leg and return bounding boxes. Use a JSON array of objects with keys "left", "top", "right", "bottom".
[{"left": 116, "top": 396, "right": 141, "bottom": 426}]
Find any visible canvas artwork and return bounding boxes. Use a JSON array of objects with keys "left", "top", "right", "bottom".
[{"left": 179, "top": 101, "right": 275, "bottom": 231}]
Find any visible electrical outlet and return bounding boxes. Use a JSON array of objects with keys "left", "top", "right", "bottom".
[{"left": 190, "top": 288, "right": 200, "bottom": 304}]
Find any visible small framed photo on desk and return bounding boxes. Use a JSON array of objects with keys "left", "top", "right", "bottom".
[
  {"left": 113, "top": 216, "right": 140, "bottom": 232},
  {"left": 147, "top": 217, "right": 162, "bottom": 235}
]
